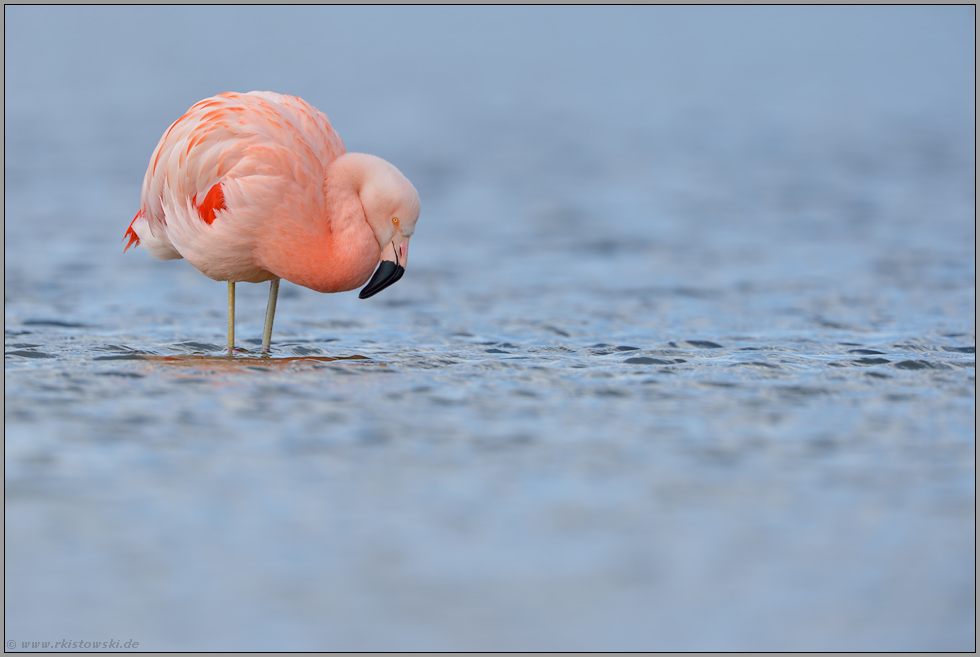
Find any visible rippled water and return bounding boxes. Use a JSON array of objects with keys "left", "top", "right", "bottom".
[{"left": 5, "top": 6, "right": 976, "bottom": 651}]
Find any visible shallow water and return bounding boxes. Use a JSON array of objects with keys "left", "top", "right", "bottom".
[{"left": 4, "top": 6, "right": 976, "bottom": 651}]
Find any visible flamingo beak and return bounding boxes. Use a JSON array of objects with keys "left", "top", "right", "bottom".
[{"left": 359, "top": 239, "right": 406, "bottom": 299}]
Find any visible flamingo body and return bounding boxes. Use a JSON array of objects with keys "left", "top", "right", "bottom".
[
  {"left": 125, "top": 91, "right": 420, "bottom": 350},
  {"left": 127, "top": 90, "right": 419, "bottom": 292}
]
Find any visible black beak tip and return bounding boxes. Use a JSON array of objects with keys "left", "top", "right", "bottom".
[{"left": 358, "top": 260, "right": 406, "bottom": 299}]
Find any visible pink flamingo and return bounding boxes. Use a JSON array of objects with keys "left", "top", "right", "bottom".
[{"left": 124, "top": 91, "right": 420, "bottom": 354}]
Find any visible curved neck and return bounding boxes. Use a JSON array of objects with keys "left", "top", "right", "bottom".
[{"left": 255, "top": 155, "right": 382, "bottom": 293}]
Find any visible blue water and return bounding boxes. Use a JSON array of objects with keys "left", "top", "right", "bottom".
[{"left": 4, "top": 6, "right": 976, "bottom": 650}]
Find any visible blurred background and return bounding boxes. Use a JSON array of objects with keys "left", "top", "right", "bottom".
[{"left": 4, "top": 6, "right": 975, "bottom": 650}]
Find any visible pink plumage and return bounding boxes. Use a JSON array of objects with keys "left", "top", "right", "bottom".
[{"left": 125, "top": 91, "right": 421, "bottom": 352}]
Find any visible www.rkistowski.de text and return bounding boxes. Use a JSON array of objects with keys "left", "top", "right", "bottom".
[{"left": 7, "top": 640, "right": 139, "bottom": 650}]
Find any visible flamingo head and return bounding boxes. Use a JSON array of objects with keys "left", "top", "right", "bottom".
[{"left": 353, "top": 154, "right": 421, "bottom": 299}]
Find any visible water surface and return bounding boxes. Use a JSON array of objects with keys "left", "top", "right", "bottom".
[{"left": 4, "top": 6, "right": 976, "bottom": 651}]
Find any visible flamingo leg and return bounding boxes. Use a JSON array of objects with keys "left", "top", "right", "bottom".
[
  {"left": 262, "top": 278, "right": 280, "bottom": 354},
  {"left": 227, "top": 281, "right": 236, "bottom": 354}
]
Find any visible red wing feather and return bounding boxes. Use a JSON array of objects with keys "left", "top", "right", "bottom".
[
  {"left": 196, "top": 183, "right": 226, "bottom": 225},
  {"left": 122, "top": 211, "right": 141, "bottom": 252}
]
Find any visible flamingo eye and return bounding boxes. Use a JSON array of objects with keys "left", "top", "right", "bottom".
[{"left": 392, "top": 217, "right": 399, "bottom": 225}]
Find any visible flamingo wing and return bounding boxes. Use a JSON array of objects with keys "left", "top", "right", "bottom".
[{"left": 130, "top": 91, "right": 346, "bottom": 282}]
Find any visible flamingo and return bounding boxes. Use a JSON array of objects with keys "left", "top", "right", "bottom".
[{"left": 123, "top": 91, "right": 420, "bottom": 354}]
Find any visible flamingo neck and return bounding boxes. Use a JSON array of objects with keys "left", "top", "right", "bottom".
[{"left": 256, "top": 156, "right": 382, "bottom": 293}]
